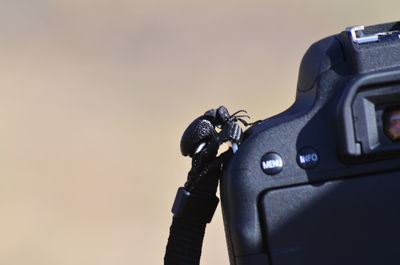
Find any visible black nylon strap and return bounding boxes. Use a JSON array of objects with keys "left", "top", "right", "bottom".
[
  {"left": 164, "top": 149, "right": 232, "bottom": 265},
  {"left": 164, "top": 187, "right": 219, "bottom": 265},
  {"left": 164, "top": 218, "right": 206, "bottom": 265},
  {"left": 172, "top": 187, "right": 219, "bottom": 224}
]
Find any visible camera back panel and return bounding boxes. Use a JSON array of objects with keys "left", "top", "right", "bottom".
[{"left": 221, "top": 22, "right": 400, "bottom": 265}]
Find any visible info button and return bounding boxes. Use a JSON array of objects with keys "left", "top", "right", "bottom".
[
  {"left": 261, "top": 152, "right": 283, "bottom": 175},
  {"left": 297, "top": 147, "right": 319, "bottom": 169}
]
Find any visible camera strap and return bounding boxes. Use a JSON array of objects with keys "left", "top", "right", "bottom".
[
  {"left": 164, "top": 150, "right": 231, "bottom": 265},
  {"left": 165, "top": 217, "right": 207, "bottom": 265}
]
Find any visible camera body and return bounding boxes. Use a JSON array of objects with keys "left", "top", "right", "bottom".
[{"left": 221, "top": 21, "right": 400, "bottom": 265}]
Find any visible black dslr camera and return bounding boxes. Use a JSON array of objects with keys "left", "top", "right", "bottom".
[{"left": 221, "top": 21, "right": 400, "bottom": 265}]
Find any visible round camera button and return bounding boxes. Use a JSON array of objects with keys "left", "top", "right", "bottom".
[
  {"left": 297, "top": 147, "right": 319, "bottom": 169},
  {"left": 261, "top": 152, "right": 283, "bottom": 175}
]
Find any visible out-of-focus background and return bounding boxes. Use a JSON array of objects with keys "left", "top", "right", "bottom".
[{"left": 1, "top": 1, "right": 399, "bottom": 264}]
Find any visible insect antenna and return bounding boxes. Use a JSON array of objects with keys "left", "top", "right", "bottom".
[
  {"left": 230, "top": 109, "right": 259, "bottom": 126},
  {"left": 234, "top": 114, "right": 251, "bottom": 119},
  {"left": 230, "top": 109, "right": 247, "bottom": 117}
]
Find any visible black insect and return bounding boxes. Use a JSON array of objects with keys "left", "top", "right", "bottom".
[{"left": 180, "top": 106, "right": 253, "bottom": 158}]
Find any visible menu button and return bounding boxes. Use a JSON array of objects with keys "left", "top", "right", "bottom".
[{"left": 261, "top": 152, "right": 283, "bottom": 175}]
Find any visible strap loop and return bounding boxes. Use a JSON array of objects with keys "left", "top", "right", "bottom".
[{"left": 172, "top": 187, "right": 219, "bottom": 224}]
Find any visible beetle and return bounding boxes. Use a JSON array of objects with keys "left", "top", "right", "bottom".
[{"left": 180, "top": 106, "right": 252, "bottom": 158}]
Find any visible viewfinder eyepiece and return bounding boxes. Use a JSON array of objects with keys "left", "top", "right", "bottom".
[{"left": 384, "top": 107, "right": 400, "bottom": 141}]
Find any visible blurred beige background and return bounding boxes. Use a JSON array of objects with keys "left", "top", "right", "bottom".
[{"left": 1, "top": 1, "right": 399, "bottom": 264}]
